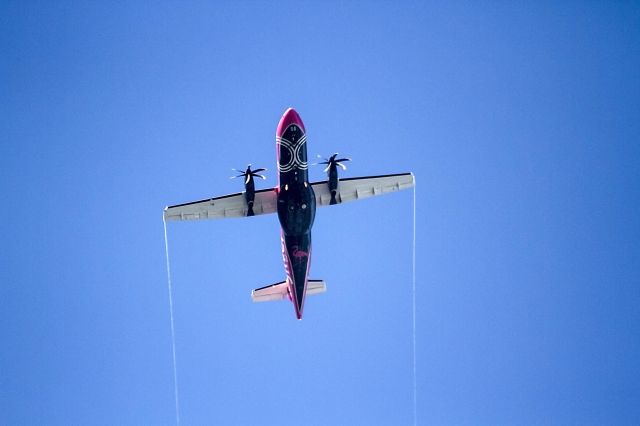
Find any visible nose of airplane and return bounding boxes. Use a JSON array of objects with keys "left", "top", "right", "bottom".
[{"left": 277, "top": 107, "right": 305, "bottom": 137}]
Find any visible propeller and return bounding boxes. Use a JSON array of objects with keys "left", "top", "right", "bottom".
[
  {"left": 230, "top": 164, "right": 267, "bottom": 183},
  {"left": 314, "top": 154, "right": 351, "bottom": 205},
  {"left": 314, "top": 153, "right": 351, "bottom": 173}
]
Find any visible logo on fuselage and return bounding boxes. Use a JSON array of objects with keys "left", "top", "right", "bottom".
[
  {"left": 291, "top": 246, "right": 309, "bottom": 264},
  {"left": 277, "top": 124, "right": 308, "bottom": 173}
]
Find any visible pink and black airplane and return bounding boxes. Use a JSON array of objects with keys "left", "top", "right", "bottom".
[{"left": 164, "top": 108, "right": 414, "bottom": 319}]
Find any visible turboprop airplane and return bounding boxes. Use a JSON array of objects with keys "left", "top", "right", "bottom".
[{"left": 164, "top": 108, "right": 415, "bottom": 319}]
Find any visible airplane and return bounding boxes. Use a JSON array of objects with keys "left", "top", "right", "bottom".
[{"left": 164, "top": 108, "right": 415, "bottom": 320}]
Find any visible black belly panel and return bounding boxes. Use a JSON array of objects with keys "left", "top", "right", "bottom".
[
  {"left": 277, "top": 182, "right": 316, "bottom": 236},
  {"left": 284, "top": 233, "right": 311, "bottom": 309}
]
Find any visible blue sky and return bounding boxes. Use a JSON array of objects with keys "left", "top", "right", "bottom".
[{"left": 2, "top": 1, "right": 639, "bottom": 425}]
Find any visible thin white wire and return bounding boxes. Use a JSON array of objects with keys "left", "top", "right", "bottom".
[
  {"left": 412, "top": 182, "right": 417, "bottom": 426},
  {"left": 161, "top": 184, "right": 415, "bottom": 426},
  {"left": 163, "top": 217, "right": 181, "bottom": 426}
]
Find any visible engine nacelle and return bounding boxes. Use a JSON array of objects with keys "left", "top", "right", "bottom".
[
  {"left": 231, "top": 165, "right": 266, "bottom": 216},
  {"left": 319, "top": 154, "right": 350, "bottom": 205}
]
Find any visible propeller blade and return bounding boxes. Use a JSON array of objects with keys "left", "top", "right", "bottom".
[
  {"left": 245, "top": 174, "right": 251, "bottom": 185},
  {"left": 253, "top": 174, "right": 267, "bottom": 180},
  {"left": 323, "top": 164, "right": 330, "bottom": 173},
  {"left": 337, "top": 162, "right": 347, "bottom": 170},
  {"left": 335, "top": 158, "right": 351, "bottom": 163},
  {"left": 252, "top": 168, "right": 266, "bottom": 173}
]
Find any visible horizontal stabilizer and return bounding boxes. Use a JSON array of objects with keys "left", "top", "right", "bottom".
[
  {"left": 307, "top": 280, "right": 326, "bottom": 295},
  {"left": 251, "top": 280, "right": 326, "bottom": 302},
  {"left": 251, "top": 281, "right": 288, "bottom": 302}
]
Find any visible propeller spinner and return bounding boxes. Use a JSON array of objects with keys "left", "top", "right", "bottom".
[
  {"left": 230, "top": 164, "right": 267, "bottom": 183},
  {"left": 316, "top": 153, "right": 350, "bottom": 173}
]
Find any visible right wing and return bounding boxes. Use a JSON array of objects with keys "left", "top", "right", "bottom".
[
  {"left": 164, "top": 188, "right": 278, "bottom": 222},
  {"left": 311, "top": 173, "right": 414, "bottom": 206}
]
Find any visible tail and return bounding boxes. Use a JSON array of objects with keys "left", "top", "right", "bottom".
[{"left": 252, "top": 280, "right": 326, "bottom": 302}]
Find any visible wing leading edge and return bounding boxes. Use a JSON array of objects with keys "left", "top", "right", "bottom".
[
  {"left": 164, "top": 173, "right": 414, "bottom": 221},
  {"left": 164, "top": 188, "right": 277, "bottom": 221},
  {"left": 311, "top": 172, "right": 414, "bottom": 206}
]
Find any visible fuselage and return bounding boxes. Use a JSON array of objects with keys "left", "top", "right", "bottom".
[{"left": 276, "top": 108, "right": 316, "bottom": 319}]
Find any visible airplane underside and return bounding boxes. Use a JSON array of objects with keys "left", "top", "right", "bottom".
[
  {"left": 276, "top": 108, "right": 316, "bottom": 319},
  {"left": 164, "top": 107, "right": 415, "bottom": 320}
]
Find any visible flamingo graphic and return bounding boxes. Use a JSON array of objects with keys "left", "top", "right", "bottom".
[{"left": 291, "top": 246, "right": 308, "bottom": 263}]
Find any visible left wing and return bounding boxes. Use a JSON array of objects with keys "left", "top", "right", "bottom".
[
  {"left": 311, "top": 173, "right": 414, "bottom": 206},
  {"left": 164, "top": 188, "right": 277, "bottom": 221}
]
